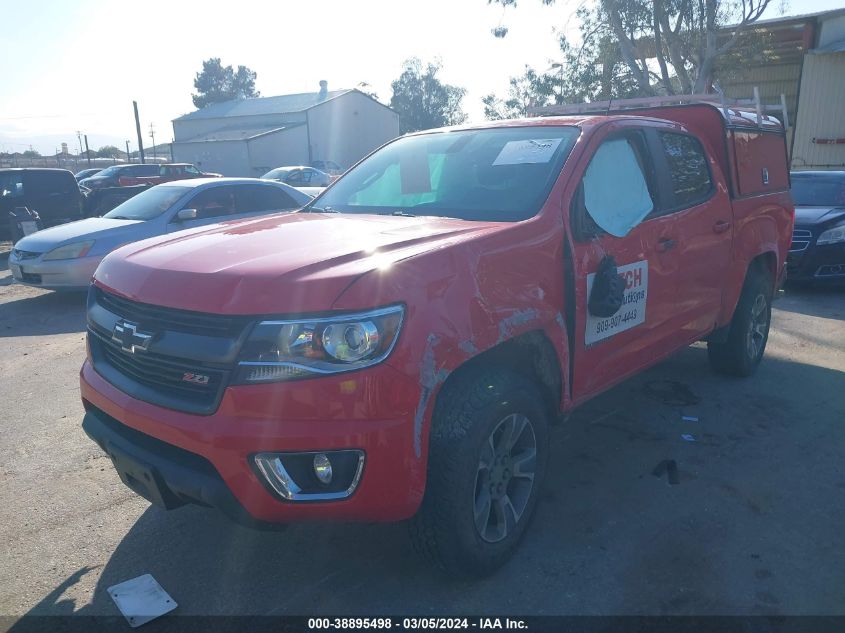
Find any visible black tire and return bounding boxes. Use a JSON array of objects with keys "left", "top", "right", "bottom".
[
  {"left": 708, "top": 267, "right": 772, "bottom": 377},
  {"left": 409, "top": 367, "right": 549, "bottom": 577}
]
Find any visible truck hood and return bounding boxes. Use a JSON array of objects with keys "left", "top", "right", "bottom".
[
  {"left": 94, "top": 212, "right": 509, "bottom": 314},
  {"left": 794, "top": 206, "right": 845, "bottom": 226},
  {"left": 14, "top": 217, "right": 143, "bottom": 253}
]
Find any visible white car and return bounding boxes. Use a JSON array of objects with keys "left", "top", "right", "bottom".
[{"left": 8, "top": 178, "right": 311, "bottom": 291}]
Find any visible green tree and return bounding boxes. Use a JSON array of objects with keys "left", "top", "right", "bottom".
[
  {"left": 21, "top": 149, "right": 41, "bottom": 158},
  {"left": 192, "top": 58, "right": 260, "bottom": 109},
  {"left": 390, "top": 59, "right": 468, "bottom": 134},
  {"left": 96, "top": 145, "right": 121, "bottom": 158},
  {"left": 490, "top": 0, "right": 775, "bottom": 97},
  {"left": 482, "top": 65, "right": 557, "bottom": 120}
]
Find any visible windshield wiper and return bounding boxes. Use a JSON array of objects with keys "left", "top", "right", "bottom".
[{"left": 108, "top": 215, "right": 133, "bottom": 220}]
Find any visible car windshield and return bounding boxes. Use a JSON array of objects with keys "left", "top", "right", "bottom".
[
  {"left": 309, "top": 126, "right": 579, "bottom": 222},
  {"left": 103, "top": 185, "right": 191, "bottom": 220},
  {"left": 791, "top": 176, "right": 845, "bottom": 206},
  {"left": 262, "top": 168, "right": 292, "bottom": 179}
]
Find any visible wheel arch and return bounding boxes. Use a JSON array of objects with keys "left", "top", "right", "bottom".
[{"left": 433, "top": 330, "right": 563, "bottom": 424}]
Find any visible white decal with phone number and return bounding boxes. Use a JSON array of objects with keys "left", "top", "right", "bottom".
[{"left": 585, "top": 260, "right": 648, "bottom": 345}]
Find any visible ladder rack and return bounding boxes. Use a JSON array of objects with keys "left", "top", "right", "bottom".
[{"left": 527, "top": 87, "right": 788, "bottom": 130}]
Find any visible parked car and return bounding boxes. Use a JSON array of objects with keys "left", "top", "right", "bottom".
[
  {"left": 787, "top": 171, "right": 845, "bottom": 283},
  {"left": 80, "top": 104, "right": 791, "bottom": 576},
  {"left": 8, "top": 178, "right": 310, "bottom": 291},
  {"left": 80, "top": 164, "right": 160, "bottom": 190},
  {"left": 261, "top": 166, "right": 332, "bottom": 187},
  {"left": 0, "top": 168, "right": 85, "bottom": 239},
  {"left": 74, "top": 168, "right": 105, "bottom": 182},
  {"left": 311, "top": 160, "right": 343, "bottom": 176},
  {"left": 117, "top": 163, "right": 222, "bottom": 187}
]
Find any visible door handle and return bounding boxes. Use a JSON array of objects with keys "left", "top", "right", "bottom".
[
  {"left": 713, "top": 220, "right": 732, "bottom": 234},
  {"left": 656, "top": 238, "right": 675, "bottom": 252}
]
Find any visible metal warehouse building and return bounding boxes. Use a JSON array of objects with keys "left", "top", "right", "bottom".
[
  {"left": 171, "top": 81, "right": 400, "bottom": 177},
  {"left": 720, "top": 8, "right": 845, "bottom": 170}
]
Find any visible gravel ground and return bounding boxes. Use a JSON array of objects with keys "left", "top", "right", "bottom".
[{"left": 0, "top": 258, "right": 843, "bottom": 619}]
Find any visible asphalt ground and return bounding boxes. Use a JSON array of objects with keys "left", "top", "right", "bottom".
[{"left": 1, "top": 257, "right": 843, "bottom": 619}]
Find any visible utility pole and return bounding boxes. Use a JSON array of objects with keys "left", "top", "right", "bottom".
[
  {"left": 149, "top": 123, "right": 156, "bottom": 160},
  {"left": 76, "top": 131, "right": 83, "bottom": 157},
  {"left": 133, "top": 101, "right": 146, "bottom": 164},
  {"left": 126, "top": 140, "right": 131, "bottom": 163},
  {"left": 84, "top": 135, "right": 92, "bottom": 167}
]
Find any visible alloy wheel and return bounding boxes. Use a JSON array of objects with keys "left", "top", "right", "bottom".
[{"left": 473, "top": 413, "right": 537, "bottom": 543}]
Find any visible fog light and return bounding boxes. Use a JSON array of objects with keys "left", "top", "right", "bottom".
[{"left": 313, "top": 453, "right": 333, "bottom": 484}]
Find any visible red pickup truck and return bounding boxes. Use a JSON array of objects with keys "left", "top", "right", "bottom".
[
  {"left": 116, "top": 163, "right": 221, "bottom": 187},
  {"left": 80, "top": 103, "right": 792, "bottom": 576}
]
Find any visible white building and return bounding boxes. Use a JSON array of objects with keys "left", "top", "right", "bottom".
[{"left": 171, "top": 81, "right": 400, "bottom": 177}]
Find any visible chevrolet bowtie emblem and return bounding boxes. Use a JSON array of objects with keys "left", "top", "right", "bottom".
[{"left": 112, "top": 320, "right": 152, "bottom": 354}]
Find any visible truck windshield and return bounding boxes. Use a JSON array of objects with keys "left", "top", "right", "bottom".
[
  {"left": 309, "top": 126, "right": 579, "bottom": 222},
  {"left": 103, "top": 185, "right": 191, "bottom": 221},
  {"left": 791, "top": 177, "right": 845, "bottom": 207}
]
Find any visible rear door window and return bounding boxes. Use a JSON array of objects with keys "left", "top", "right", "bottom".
[
  {"left": 236, "top": 185, "right": 299, "bottom": 213},
  {"left": 658, "top": 132, "right": 713, "bottom": 209}
]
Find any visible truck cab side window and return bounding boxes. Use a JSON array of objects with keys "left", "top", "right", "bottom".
[{"left": 581, "top": 137, "right": 654, "bottom": 238}]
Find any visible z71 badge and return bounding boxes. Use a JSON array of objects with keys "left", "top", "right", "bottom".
[{"left": 182, "top": 372, "right": 210, "bottom": 385}]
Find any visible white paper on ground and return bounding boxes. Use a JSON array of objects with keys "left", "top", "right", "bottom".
[{"left": 108, "top": 574, "right": 177, "bottom": 628}]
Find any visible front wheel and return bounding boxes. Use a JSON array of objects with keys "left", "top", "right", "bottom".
[
  {"left": 708, "top": 269, "right": 772, "bottom": 377},
  {"left": 409, "top": 368, "right": 549, "bottom": 577}
]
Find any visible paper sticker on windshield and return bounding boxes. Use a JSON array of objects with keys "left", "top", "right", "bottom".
[
  {"left": 585, "top": 260, "right": 648, "bottom": 345},
  {"left": 493, "top": 138, "right": 563, "bottom": 166}
]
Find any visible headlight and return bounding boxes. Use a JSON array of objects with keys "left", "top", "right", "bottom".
[
  {"left": 233, "top": 305, "right": 404, "bottom": 384},
  {"left": 817, "top": 226, "right": 845, "bottom": 245},
  {"left": 43, "top": 240, "right": 95, "bottom": 260}
]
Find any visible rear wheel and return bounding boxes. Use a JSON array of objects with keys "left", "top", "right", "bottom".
[
  {"left": 409, "top": 368, "right": 549, "bottom": 577},
  {"left": 708, "top": 268, "right": 772, "bottom": 377}
]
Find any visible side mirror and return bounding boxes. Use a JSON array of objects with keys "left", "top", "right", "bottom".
[{"left": 176, "top": 208, "right": 198, "bottom": 221}]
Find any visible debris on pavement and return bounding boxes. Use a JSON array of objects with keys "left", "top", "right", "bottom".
[
  {"left": 108, "top": 574, "right": 177, "bottom": 628},
  {"left": 651, "top": 459, "right": 680, "bottom": 485},
  {"left": 681, "top": 434, "right": 696, "bottom": 442},
  {"left": 643, "top": 380, "right": 702, "bottom": 406},
  {"left": 682, "top": 415, "right": 699, "bottom": 422}
]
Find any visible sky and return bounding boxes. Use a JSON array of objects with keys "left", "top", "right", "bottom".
[{"left": 1, "top": 0, "right": 843, "bottom": 155}]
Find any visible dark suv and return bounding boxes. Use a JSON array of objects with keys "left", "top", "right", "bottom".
[
  {"left": 79, "top": 164, "right": 160, "bottom": 190},
  {"left": 0, "top": 168, "right": 84, "bottom": 238}
]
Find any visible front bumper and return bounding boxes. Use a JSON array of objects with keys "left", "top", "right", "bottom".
[
  {"left": 787, "top": 241, "right": 845, "bottom": 283},
  {"left": 80, "top": 359, "right": 426, "bottom": 525},
  {"left": 8, "top": 253, "right": 102, "bottom": 291}
]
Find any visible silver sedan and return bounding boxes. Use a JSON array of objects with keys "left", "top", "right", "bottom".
[{"left": 8, "top": 178, "right": 311, "bottom": 291}]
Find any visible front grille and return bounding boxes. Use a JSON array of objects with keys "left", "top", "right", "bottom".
[
  {"left": 90, "top": 328, "right": 227, "bottom": 412},
  {"left": 790, "top": 229, "right": 812, "bottom": 252},
  {"left": 95, "top": 286, "right": 246, "bottom": 338},
  {"left": 12, "top": 249, "right": 40, "bottom": 260},
  {"left": 89, "top": 286, "right": 246, "bottom": 414}
]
